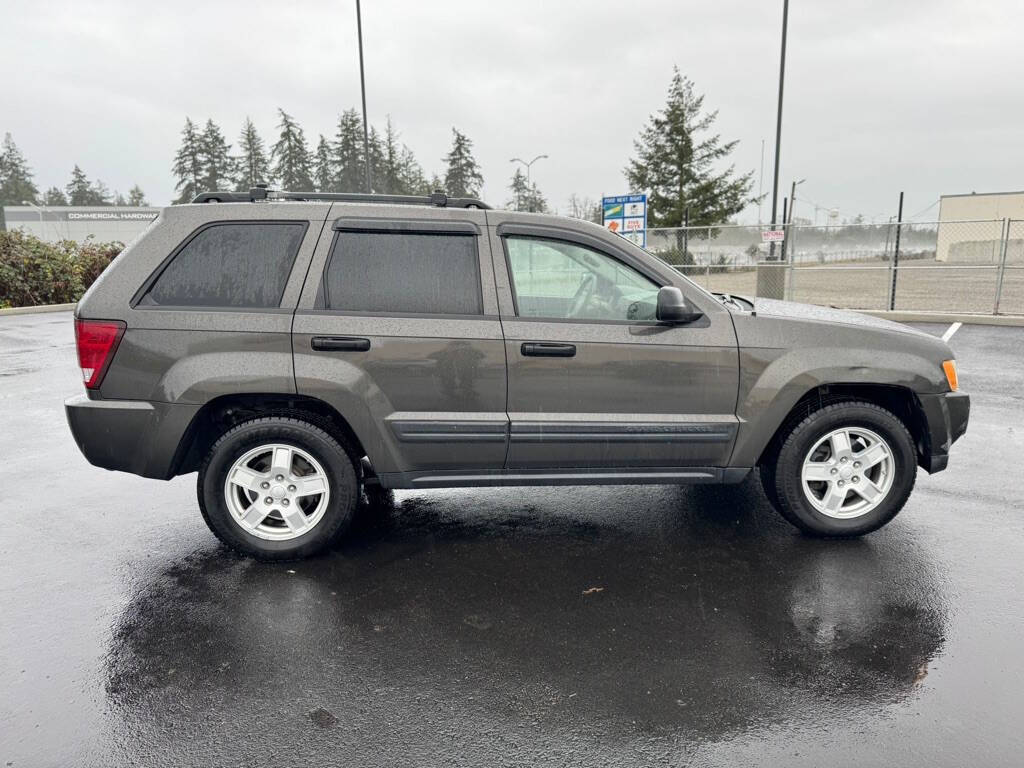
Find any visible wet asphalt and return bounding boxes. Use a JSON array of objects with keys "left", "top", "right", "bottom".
[{"left": 0, "top": 311, "right": 1022, "bottom": 767}]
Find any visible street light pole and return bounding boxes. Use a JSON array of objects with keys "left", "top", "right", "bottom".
[
  {"left": 355, "top": 0, "right": 371, "bottom": 193},
  {"left": 769, "top": 0, "right": 789, "bottom": 251},
  {"left": 509, "top": 154, "right": 549, "bottom": 211}
]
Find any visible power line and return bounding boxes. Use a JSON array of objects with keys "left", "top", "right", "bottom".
[{"left": 907, "top": 198, "right": 939, "bottom": 221}]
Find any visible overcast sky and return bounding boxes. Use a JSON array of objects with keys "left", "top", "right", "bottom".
[{"left": 3, "top": 0, "right": 1022, "bottom": 222}]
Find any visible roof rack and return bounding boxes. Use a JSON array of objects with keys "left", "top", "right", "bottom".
[{"left": 191, "top": 185, "right": 491, "bottom": 210}]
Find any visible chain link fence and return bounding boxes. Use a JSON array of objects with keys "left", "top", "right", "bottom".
[{"left": 645, "top": 219, "right": 1024, "bottom": 315}]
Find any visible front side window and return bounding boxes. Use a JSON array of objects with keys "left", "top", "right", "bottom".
[
  {"left": 322, "top": 231, "right": 483, "bottom": 315},
  {"left": 504, "top": 236, "right": 660, "bottom": 321},
  {"left": 142, "top": 222, "right": 306, "bottom": 308}
]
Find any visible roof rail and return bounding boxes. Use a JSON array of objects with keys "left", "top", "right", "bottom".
[{"left": 191, "top": 186, "right": 491, "bottom": 210}]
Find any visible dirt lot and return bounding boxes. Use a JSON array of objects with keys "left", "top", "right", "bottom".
[{"left": 678, "top": 261, "right": 1024, "bottom": 314}]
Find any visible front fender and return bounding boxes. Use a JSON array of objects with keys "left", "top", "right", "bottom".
[{"left": 728, "top": 314, "right": 952, "bottom": 467}]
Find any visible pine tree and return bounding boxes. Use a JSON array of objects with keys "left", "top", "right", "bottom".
[
  {"left": 313, "top": 134, "right": 334, "bottom": 193},
  {"left": 374, "top": 119, "right": 399, "bottom": 195},
  {"left": 199, "top": 119, "right": 232, "bottom": 194},
  {"left": 507, "top": 168, "right": 529, "bottom": 211},
  {"left": 374, "top": 116, "right": 427, "bottom": 195},
  {"left": 332, "top": 108, "right": 366, "bottom": 193},
  {"left": 366, "top": 126, "right": 387, "bottom": 194},
  {"left": 399, "top": 146, "right": 428, "bottom": 195},
  {"left": 172, "top": 118, "right": 203, "bottom": 204},
  {"left": 113, "top": 191, "right": 128, "bottom": 206},
  {"left": 91, "top": 179, "right": 112, "bottom": 205},
  {"left": 625, "top": 68, "right": 755, "bottom": 228},
  {"left": 127, "top": 185, "right": 148, "bottom": 206},
  {"left": 66, "top": 165, "right": 94, "bottom": 205},
  {"left": 442, "top": 128, "right": 483, "bottom": 198},
  {"left": 0, "top": 133, "right": 39, "bottom": 206},
  {"left": 233, "top": 117, "right": 270, "bottom": 192},
  {"left": 525, "top": 182, "right": 548, "bottom": 213},
  {"left": 270, "top": 109, "right": 314, "bottom": 190},
  {"left": 43, "top": 186, "right": 68, "bottom": 206}
]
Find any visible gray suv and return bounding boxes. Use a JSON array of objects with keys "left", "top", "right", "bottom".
[{"left": 65, "top": 189, "right": 969, "bottom": 560}]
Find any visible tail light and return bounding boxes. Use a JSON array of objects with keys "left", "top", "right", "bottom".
[{"left": 75, "top": 319, "right": 126, "bottom": 389}]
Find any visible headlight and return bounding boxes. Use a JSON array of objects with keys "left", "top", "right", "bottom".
[{"left": 942, "top": 360, "right": 958, "bottom": 392}]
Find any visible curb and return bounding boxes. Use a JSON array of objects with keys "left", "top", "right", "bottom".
[
  {"left": 0, "top": 303, "right": 76, "bottom": 316},
  {"left": 859, "top": 310, "right": 1024, "bottom": 327}
]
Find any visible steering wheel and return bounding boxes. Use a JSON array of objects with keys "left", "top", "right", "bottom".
[{"left": 567, "top": 273, "right": 597, "bottom": 318}]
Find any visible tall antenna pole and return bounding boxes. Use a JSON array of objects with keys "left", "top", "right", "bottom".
[
  {"left": 769, "top": 0, "right": 789, "bottom": 250},
  {"left": 356, "top": 0, "right": 371, "bottom": 193}
]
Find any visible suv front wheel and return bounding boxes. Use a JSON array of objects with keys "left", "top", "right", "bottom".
[
  {"left": 761, "top": 401, "right": 917, "bottom": 537},
  {"left": 198, "top": 416, "right": 359, "bottom": 560}
]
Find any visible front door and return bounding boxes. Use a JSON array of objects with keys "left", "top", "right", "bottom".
[{"left": 489, "top": 222, "right": 739, "bottom": 471}]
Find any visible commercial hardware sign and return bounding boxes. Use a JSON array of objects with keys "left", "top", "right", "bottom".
[{"left": 2, "top": 206, "right": 160, "bottom": 223}]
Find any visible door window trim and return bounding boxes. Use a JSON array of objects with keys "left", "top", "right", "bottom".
[
  {"left": 130, "top": 219, "right": 309, "bottom": 309},
  {"left": 333, "top": 217, "right": 480, "bottom": 235}
]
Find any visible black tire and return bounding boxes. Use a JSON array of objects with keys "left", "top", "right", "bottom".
[
  {"left": 760, "top": 400, "right": 917, "bottom": 537},
  {"left": 197, "top": 416, "right": 359, "bottom": 560}
]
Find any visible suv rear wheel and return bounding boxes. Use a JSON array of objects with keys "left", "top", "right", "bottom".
[
  {"left": 760, "top": 401, "right": 917, "bottom": 537},
  {"left": 198, "top": 416, "right": 358, "bottom": 560}
]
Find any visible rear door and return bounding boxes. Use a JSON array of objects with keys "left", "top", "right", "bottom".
[
  {"left": 292, "top": 205, "right": 508, "bottom": 484},
  {"left": 488, "top": 217, "right": 739, "bottom": 472}
]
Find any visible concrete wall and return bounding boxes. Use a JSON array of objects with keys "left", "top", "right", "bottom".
[
  {"left": 2, "top": 206, "right": 160, "bottom": 244},
  {"left": 936, "top": 192, "right": 1024, "bottom": 262}
]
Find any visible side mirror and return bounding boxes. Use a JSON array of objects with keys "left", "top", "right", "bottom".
[{"left": 656, "top": 286, "right": 704, "bottom": 324}]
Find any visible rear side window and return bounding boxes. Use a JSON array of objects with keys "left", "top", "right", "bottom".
[
  {"left": 321, "top": 231, "right": 482, "bottom": 315},
  {"left": 141, "top": 222, "right": 306, "bottom": 308}
]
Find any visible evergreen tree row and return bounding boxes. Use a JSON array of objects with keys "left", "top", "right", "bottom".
[
  {"left": 0, "top": 133, "right": 147, "bottom": 207},
  {"left": 4, "top": 67, "right": 757, "bottom": 227},
  {"left": 172, "top": 110, "right": 487, "bottom": 203}
]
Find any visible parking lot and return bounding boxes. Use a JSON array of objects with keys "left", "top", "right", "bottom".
[{"left": 1, "top": 310, "right": 1022, "bottom": 766}]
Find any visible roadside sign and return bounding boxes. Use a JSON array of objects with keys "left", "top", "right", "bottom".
[
  {"left": 761, "top": 229, "right": 786, "bottom": 243},
  {"left": 602, "top": 194, "right": 647, "bottom": 248}
]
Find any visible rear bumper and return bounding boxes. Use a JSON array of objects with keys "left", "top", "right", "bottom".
[
  {"left": 65, "top": 394, "right": 200, "bottom": 479},
  {"left": 918, "top": 391, "right": 970, "bottom": 474}
]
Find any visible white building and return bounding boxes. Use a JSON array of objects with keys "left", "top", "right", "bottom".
[
  {"left": 2, "top": 206, "right": 160, "bottom": 244},
  {"left": 936, "top": 191, "right": 1024, "bottom": 262}
]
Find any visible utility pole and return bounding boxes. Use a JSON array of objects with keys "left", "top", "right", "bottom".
[
  {"left": 758, "top": 138, "right": 766, "bottom": 226},
  {"left": 356, "top": 0, "right": 371, "bottom": 193},
  {"left": 787, "top": 178, "right": 805, "bottom": 226},
  {"left": 888, "top": 191, "right": 904, "bottom": 310},
  {"left": 769, "top": 0, "right": 789, "bottom": 253},
  {"left": 755, "top": 0, "right": 790, "bottom": 300}
]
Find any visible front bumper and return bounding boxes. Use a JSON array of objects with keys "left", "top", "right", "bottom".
[
  {"left": 65, "top": 394, "right": 200, "bottom": 479},
  {"left": 917, "top": 391, "right": 970, "bottom": 473}
]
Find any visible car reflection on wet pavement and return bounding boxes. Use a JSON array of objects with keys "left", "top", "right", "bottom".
[
  {"left": 99, "top": 483, "right": 946, "bottom": 764},
  {"left": 2, "top": 313, "right": 1022, "bottom": 767}
]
